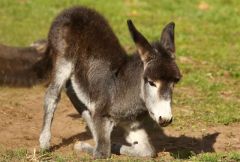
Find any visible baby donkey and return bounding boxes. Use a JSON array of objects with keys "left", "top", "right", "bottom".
[{"left": 39, "top": 6, "right": 181, "bottom": 159}]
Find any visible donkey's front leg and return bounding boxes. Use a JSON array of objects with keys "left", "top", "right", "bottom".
[
  {"left": 112, "top": 123, "right": 156, "bottom": 157},
  {"left": 92, "top": 115, "right": 114, "bottom": 159}
]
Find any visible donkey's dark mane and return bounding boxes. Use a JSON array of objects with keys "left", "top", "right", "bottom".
[{"left": 145, "top": 41, "right": 182, "bottom": 82}]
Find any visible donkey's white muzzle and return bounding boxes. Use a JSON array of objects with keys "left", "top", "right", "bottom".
[{"left": 150, "top": 99, "right": 173, "bottom": 126}]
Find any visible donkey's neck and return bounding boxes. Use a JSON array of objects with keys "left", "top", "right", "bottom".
[{"left": 110, "top": 53, "right": 148, "bottom": 121}]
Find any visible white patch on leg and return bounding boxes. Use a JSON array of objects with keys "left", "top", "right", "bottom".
[
  {"left": 39, "top": 129, "right": 51, "bottom": 149},
  {"left": 123, "top": 127, "right": 156, "bottom": 157},
  {"left": 125, "top": 129, "right": 149, "bottom": 145},
  {"left": 81, "top": 110, "right": 97, "bottom": 142},
  {"left": 55, "top": 58, "right": 73, "bottom": 86}
]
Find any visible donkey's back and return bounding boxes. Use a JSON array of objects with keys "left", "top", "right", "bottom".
[{"left": 48, "top": 6, "right": 126, "bottom": 69}]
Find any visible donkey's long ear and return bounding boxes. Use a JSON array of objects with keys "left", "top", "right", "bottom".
[
  {"left": 160, "top": 22, "right": 175, "bottom": 59},
  {"left": 127, "top": 20, "right": 154, "bottom": 63}
]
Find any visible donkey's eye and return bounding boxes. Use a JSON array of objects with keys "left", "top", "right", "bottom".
[{"left": 148, "top": 81, "right": 156, "bottom": 87}]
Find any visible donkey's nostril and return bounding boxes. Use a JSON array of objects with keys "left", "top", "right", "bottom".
[
  {"left": 159, "top": 116, "right": 164, "bottom": 124},
  {"left": 159, "top": 116, "right": 173, "bottom": 126},
  {"left": 169, "top": 117, "right": 173, "bottom": 123}
]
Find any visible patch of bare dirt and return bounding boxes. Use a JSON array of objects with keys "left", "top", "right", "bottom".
[{"left": 0, "top": 86, "right": 239, "bottom": 158}]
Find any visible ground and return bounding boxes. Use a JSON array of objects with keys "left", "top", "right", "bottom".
[
  {"left": 0, "top": 0, "right": 240, "bottom": 161},
  {"left": 0, "top": 87, "right": 239, "bottom": 161}
]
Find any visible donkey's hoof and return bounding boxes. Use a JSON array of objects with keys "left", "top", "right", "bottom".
[
  {"left": 93, "top": 150, "right": 110, "bottom": 159},
  {"left": 39, "top": 139, "right": 50, "bottom": 151},
  {"left": 141, "top": 150, "right": 157, "bottom": 158},
  {"left": 39, "top": 132, "right": 51, "bottom": 150},
  {"left": 74, "top": 141, "right": 94, "bottom": 155},
  {"left": 74, "top": 141, "right": 84, "bottom": 152},
  {"left": 111, "top": 143, "right": 121, "bottom": 155},
  {"left": 39, "top": 148, "right": 51, "bottom": 154}
]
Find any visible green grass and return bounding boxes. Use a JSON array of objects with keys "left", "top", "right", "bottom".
[
  {"left": 191, "top": 152, "right": 240, "bottom": 162},
  {"left": 0, "top": 148, "right": 239, "bottom": 162},
  {"left": 0, "top": 0, "right": 240, "bottom": 161},
  {"left": 0, "top": 147, "right": 27, "bottom": 162}
]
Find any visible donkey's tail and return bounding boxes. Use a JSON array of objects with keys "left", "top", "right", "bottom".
[{"left": 0, "top": 41, "right": 53, "bottom": 87}]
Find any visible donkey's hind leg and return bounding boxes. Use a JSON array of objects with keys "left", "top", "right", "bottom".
[
  {"left": 39, "top": 58, "right": 73, "bottom": 150},
  {"left": 112, "top": 122, "right": 157, "bottom": 157}
]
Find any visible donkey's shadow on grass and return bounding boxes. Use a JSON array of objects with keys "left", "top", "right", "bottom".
[{"left": 51, "top": 113, "right": 219, "bottom": 159}]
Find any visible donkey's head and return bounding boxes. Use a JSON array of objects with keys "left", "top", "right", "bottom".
[{"left": 127, "top": 20, "right": 181, "bottom": 127}]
